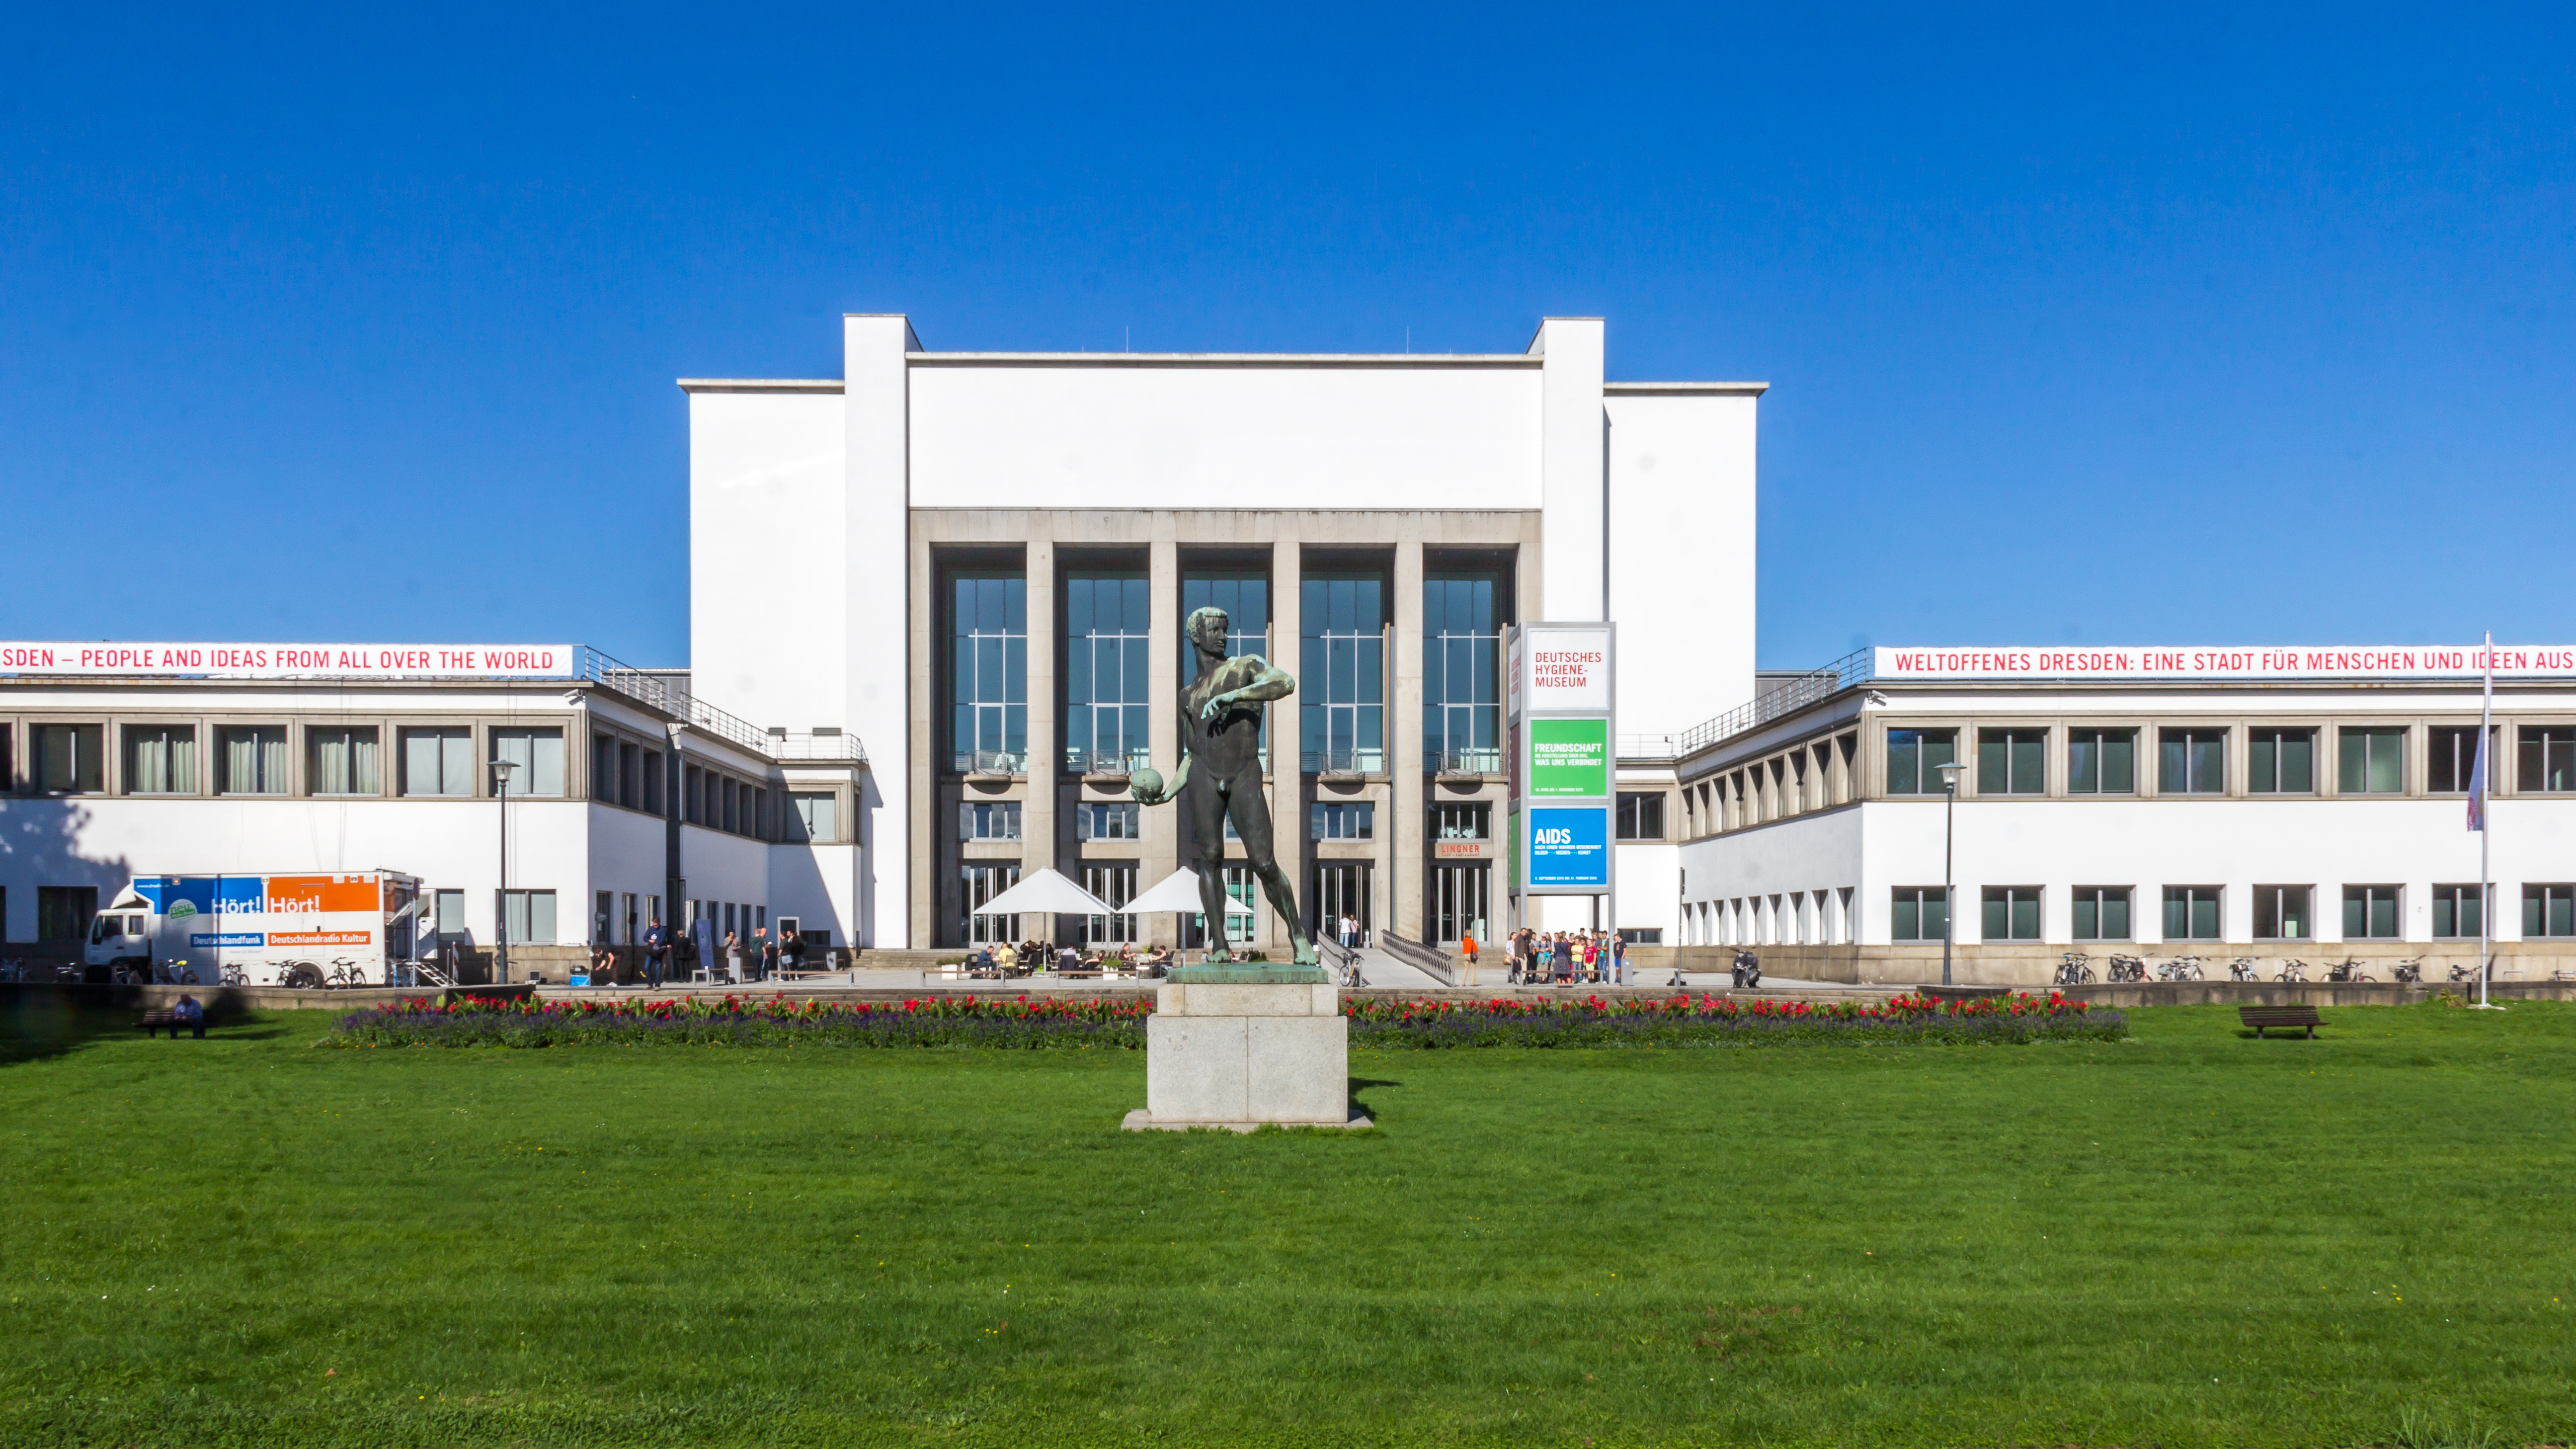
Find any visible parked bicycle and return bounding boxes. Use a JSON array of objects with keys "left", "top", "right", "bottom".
[
  {"left": 2390, "top": 957, "right": 2425, "bottom": 985},
  {"left": 324, "top": 958, "right": 369, "bottom": 989},
  {"left": 2325, "top": 958, "right": 2374, "bottom": 983},
  {"left": 2275, "top": 959, "right": 2311, "bottom": 982},
  {"left": 219, "top": 963, "right": 248, "bottom": 986},
  {"left": 272, "top": 960, "right": 325, "bottom": 990},
  {"left": 2229, "top": 957, "right": 2261, "bottom": 982},
  {"left": 2448, "top": 962, "right": 2481, "bottom": 982},
  {"left": 2156, "top": 956, "right": 2207, "bottom": 981},
  {"left": 2054, "top": 951, "right": 2095, "bottom": 986},
  {"left": 2106, "top": 954, "right": 2148, "bottom": 983}
]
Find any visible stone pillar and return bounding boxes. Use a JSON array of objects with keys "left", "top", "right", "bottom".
[
  {"left": 1023, "top": 531, "right": 1059, "bottom": 938},
  {"left": 1145, "top": 529, "right": 1182, "bottom": 949},
  {"left": 907, "top": 531, "right": 937, "bottom": 947},
  {"left": 1392, "top": 537, "right": 1425, "bottom": 942},
  {"left": 1271, "top": 534, "right": 1304, "bottom": 952}
]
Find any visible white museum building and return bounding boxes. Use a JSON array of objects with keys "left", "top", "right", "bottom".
[{"left": 1662, "top": 645, "right": 2576, "bottom": 984}]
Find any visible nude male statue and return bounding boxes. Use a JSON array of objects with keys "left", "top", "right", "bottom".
[{"left": 1130, "top": 606, "right": 1320, "bottom": 967}]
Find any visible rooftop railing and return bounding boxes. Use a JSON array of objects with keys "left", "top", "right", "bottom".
[
  {"left": 575, "top": 646, "right": 867, "bottom": 765},
  {"left": 1621, "top": 647, "right": 1875, "bottom": 762}
]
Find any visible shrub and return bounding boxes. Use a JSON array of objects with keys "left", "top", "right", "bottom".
[
  {"left": 325, "top": 993, "right": 1148, "bottom": 1049},
  {"left": 1343, "top": 991, "right": 2124, "bottom": 1048}
]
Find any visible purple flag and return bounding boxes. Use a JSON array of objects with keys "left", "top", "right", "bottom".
[{"left": 2466, "top": 724, "right": 2487, "bottom": 832}]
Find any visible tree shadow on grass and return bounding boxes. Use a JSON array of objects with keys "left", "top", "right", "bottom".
[{"left": 0, "top": 988, "right": 279, "bottom": 1065}]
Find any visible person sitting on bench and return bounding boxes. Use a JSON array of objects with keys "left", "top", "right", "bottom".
[{"left": 172, "top": 994, "right": 205, "bottom": 1040}]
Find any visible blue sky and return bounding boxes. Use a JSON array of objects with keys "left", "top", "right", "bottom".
[{"left": 2, "top": 3, "right": 2569, "bottom": 671}]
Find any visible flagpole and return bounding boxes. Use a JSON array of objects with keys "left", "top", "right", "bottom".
[{"left": 2479, "top": 631, "right": 2494, "bottom": 1008}]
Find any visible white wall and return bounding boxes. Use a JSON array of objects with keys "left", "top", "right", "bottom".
[
  {"left": 844, "top": 317, "right": 913, "bottom": 949},
  {"left": 1531, "top": 319, "right": 1606, "bottom": 623},
  {"left": 1615, "top": 840, "right": 1681, "bottom": 938},
  {"left": 687, "top": 387, "right": 846, "bottom": 730},
  {"left": 1606, "top": 391, "right": 1759, "bottom": 736},
  {"left": 907, "top": 362, "right": 1542, "bottom": 511}
]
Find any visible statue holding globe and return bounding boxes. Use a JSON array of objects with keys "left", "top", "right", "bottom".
[{"left": 1130, "top": 605, "right": 1320, "bottom": 969}]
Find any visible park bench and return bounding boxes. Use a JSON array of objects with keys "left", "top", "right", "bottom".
[
  {"left": 137, "top": 1009, "right": 200, "bottom": 1039},
  {"left": 2240, "top": 1004, "right": 2322, "bottom": 1040}
]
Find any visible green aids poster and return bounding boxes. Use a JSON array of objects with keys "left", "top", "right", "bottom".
[{"left": 1527, "top": 718, "right": 1610, "bottom": 798}]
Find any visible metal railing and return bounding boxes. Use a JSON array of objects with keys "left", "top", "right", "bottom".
[
  {"left": 574, "top": 646, "right": 868, "bottom": 764},
  {"left": 1305, "top": 747, "right": 1384, "bottom": 777},
  {"left": 953, "top": 749, "right": 1027, "bottom": 776},
  {"left": 1623, "top": 648, "right": 1875, "bottom": 762},
  {"left": 1434, "top": 747, "right": 1504, "bottom": 776},
  {"left": 1064, "top": 746, "right": 1152, "bottom": 777}
]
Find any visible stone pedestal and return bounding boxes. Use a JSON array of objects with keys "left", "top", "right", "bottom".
[{"left": 1123, "top": 980, "right": 1368, "bottom": 1131}]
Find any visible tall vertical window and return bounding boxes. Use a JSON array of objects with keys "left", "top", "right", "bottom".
[
  {"left": 219, "top": 726, "right": 289, "bottom": 795},
  {"left": 2524, "top": 882, "right": 2566, "bottom": 938},
  {"left": 1981, "top": 886, "right": 2041, "bottom": 940},
  {"left": 1083, "top": 863, "right": 1138, "bottom": 945},
  {"left": 490, "top": 728, "right": 565, "bottom": 797},
  {"left": 2067, "top": 728, "right": 2137, "bottom": 795},
  {"left": 2071, "top": 886, "right": 2131, "bottom": 941},
  {"left": 1423, "top": 573, "right": 1503, "bottom": 773},
  {"left": 1300, "top": 574, "right": 1382, "bottom": 774},
  {"left": 2342, "top": 885, "right": 2401, "bottom": 939},
  {"left": 34, "top": 724, "right": 104, "bottom": 793},
  {"left": 2159, "top": 729, "right": 2227, "bottom": 795},
  {"left": 1977, "top": 729, "right": 2046, "bottom": 796},
  {"left": 501, "top": 889, "right": 557, "bottom": 945},
  {"left": 401, "top": 727, "right": 475, "bottom": 797},
  {"left": 1615, "top": 792, "right": 1667, "bottom": 840},
  {"left": 2247, "top": 728, "right": 2314, "bottom": 794},
  {"left": 950, "top": 572, "right": 1028, "bottom": 773},
  {"left": 1890, "top": 887, "right": 1949, "bottom": 943},
  {"left": 2336, "top": 727, "right": 2404, "bottom": 795},
  {"left": 1064, "top": 572, "right": 1150, "bottom": 775},
  {"left": 2164, "top": 886, "right": 2223, "bottom": 940},
  {"left": 592, "top": 733, "right": 619, "bottom": 800},
  {"left": 2522, "top": 884, "right": 2575, "bottom": 938},
  {"left": 307, "top": 727, "right": 379, "bottom": 795},
  {"left": 961, "top": 864, "right": 1021, "bottom": 945},
  {"left": 2252, "top": 885, "right": 2311, "bottom": 940},
  {"left": 1884, "top": 728, "right": 1957, "bottom": 796},
  {"left": 123, "top": 725, "right": 196, "bottom": 795},
  {"left": 1182, "top": 572, "right": 1271, "bottom": 771},
  {"left": 2430, "top": 884, "right": 2484, "bottom": 939},
  {"left": 37, "top": 886, "right": 98, "bottom": 942},
  {"left": 2517, "top": 727, "right": 2576, "bottom": 793},
  {"left": 2427, "top": 726, "right": 2492, "bottom": 793}
]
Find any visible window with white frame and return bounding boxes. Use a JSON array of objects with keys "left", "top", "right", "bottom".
[
  {"left": 1312, "top": 802, "right": 1374, "bottom": 840},
  {"left": 2521, "top": 884, "right": 2574, "bottom": 938},
  {"left": 2342, "top": 885, "right": 2401, "bottom": 939},
  {"left": 1890, "top": 886, "right": 1948, "bottom": 943},
  {"left": 1077, "top": 801, "right": 1140, "bottom": 841},
  {"left": 961, "top": 864, "right": 1020, "bottom": 944},
  {"left": 501, "top": 889, "right": 557, "bottom": 945},
  {"left": 2071, "top": 886, "right": 2131, "bottom": 941},
  {"left": 2430, "top": 884, "right": 2484, "bottom": 939},
  {"left": 1981, "top": 886, "right": 2041, "bottom": 940},
  {"left": 2337, "top": 728, "right": 2405, "bottom": 795},
  {"left": 2160, "top": 729, "right": 2228, "bottom": 795},
  {"left": 2252, "top": 885, "right": 2311, "bottom": 941},
  {"left": 2164, "top": 886, "right": 2223, "bottom": 940},
  {"left": 1884, "top": 729, "right": 1957, "bottom": 796},
  {"left": 219, "top": 725, "right": 289, "bottom": 795},
  {"left": 401, "top": 727, "right": 475, "bottom": 797},
  {"left": 960, "top": 801, "right": 1023, "bottom": 841},
  {"left": 35, "top": 724, "right": 104, "bottom": 793},
  {"left": 2427, "top": 727, "right": 2491, "bottom": 794},
  {"left": 490, "top": 727, "right": 565, "bottom": 797},
  {"left": 1976, "top": 729, "right": 2045, "bottom": 796},
  {"left": 123, "top": 724, "right": 196, "bottom": 795},
  {"left": 308, "top": 726, "right": 379, "bottom": 795},
  {"left": 2247, "top": 728, "right": 2314, "bottom": 794},
  {"left": 2516, "top": 727, "right": 2575, "bottom": 794},
  {"left": 2067, "top": 727, "right": 2137, "bottom": 795}
]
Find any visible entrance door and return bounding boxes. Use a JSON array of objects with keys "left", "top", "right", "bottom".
[
  {"left": 1431, "top": 864, "right": 1490, "bottom": 945},
  {"left": 1312, "top": 861, "right": 1373, "bottom": 946}
]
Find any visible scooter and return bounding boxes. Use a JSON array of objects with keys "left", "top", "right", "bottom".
[{"left": 1731, "top": 949, "right": 1762, "bottom": 990}]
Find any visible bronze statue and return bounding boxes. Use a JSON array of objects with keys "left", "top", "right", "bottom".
[{"left": 1131, "top": 605, "right": 1319, "bottom": 967}]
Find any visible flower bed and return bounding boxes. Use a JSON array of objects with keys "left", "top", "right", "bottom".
[
  {"left": 324, "top": 990, "right": 2119, "bottom": 1050},
  {"left": 324, "top": 993, "right": 1148, "bottom": 1049},
  {"left": 1343, "top": 992, "right": 2124, "bottom": 1048}
]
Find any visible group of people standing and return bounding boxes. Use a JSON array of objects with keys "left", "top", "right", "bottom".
[
  {"left": 1505, "top": 928, "right": 1630, "bottom": 986},
  {"left": 617, "top": 918, "right": 808, "bottom": 989}
]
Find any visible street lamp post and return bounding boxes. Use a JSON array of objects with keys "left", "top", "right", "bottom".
[
  {"left": 492, "top": 757, "right": 518, "bottom": 984},
  {"left": 1938, "top": 759, "right": 1966, "bottom": 988}
]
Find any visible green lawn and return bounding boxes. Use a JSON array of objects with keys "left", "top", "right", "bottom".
[{"left": 1, "top": 1000, "right": 2570, "bottom": 1448}]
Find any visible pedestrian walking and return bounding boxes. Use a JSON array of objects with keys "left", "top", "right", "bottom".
[
  {"left": 642, "top": 917, "right": 668, "bottom": 989},
  {"left": 759, "top": 931, "right": 780, "bottom": 980}
]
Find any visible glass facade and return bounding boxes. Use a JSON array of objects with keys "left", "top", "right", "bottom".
[
  {"left": 1423, "top": 574, "right": 1502, "bottom": 773},
  {"left": 950, "top": 573, "right": 1028, "bottom": 773},
  {"left": 1064, "top": 573, "right": 1150, "bottom": 775},
  {"left": 1300, "top": 575, "right": 1381, "bottom": 774}
]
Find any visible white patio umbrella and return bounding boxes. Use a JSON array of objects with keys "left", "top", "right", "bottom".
[
  {"left": 1124, "top": 868, "right": 1256, "bottom": 917},
  {"left": 968, "top": 867, "right": 1117, "bottom": 920}
]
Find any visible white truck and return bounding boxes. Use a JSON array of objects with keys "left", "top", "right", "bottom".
[{"left": 85, "top": 871, "right": 425, "bottom": 988}]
